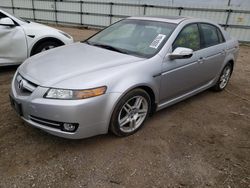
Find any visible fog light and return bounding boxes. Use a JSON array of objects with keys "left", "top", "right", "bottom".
[{"left": 62, "top": 123, "right": 77, "bottom": 132}]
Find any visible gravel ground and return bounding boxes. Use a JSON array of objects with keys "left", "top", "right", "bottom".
[{"left": 0, "top": 25, "right": 249, "bottom": 188}]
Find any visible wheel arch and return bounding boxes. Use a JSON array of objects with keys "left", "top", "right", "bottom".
[
  {"left": 109, "top": 84, "right": 158, "bottom": 125},
  {"left": 107, "top": 84, "right": 157, "bottom": 135},
  {"left": 30, "top": 37, "right": 65, "bottom": 56},
  {"left": 217, "top": 53, "right": 236, "bottom": 79},
  {"left": 227, "top": 59, "right": 234, "bottom": 71},
  {"left": 137, "top": 85, "right": 157, "bottom": 115}
]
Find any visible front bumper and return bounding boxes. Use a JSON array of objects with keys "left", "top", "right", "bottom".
[{"left": 10, "top": 74, "right": 120, "bottom": 139}]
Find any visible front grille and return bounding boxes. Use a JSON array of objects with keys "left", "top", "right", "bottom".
[{"left": 15, "top": 74, "right": 38, "bottom": 96}]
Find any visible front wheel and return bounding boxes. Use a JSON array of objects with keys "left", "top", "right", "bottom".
[
  {"left": 212, "top": 63, "right": 233, "bottom": 91},
  {"left": 32, "top": 41, "right": 62, "bottom": 56},
  {"left": 110, "top": 89, "right": 151, "bottom": 137}
]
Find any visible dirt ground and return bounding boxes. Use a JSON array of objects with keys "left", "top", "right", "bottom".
[{"left": 0, "top": 25, "right": 249, "bottom": 188}]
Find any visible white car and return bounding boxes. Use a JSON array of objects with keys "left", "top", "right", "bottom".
[{"left": 0, "top": 9, "right": 74, "bottom": 66}]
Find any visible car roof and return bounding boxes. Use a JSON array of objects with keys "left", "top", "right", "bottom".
[{"left": 128, "top": 16, "right": 191, "bottom": 24}]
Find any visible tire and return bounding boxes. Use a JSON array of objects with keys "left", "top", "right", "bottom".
[
  {"left": 31, "top": 40, "right": 62, "bottom": 56},
  {"left": 110, "top": 89, "right": 151, "bottom": 137},
  {"left": 212, "top": 63, "right": 233, "bottom": 92}
]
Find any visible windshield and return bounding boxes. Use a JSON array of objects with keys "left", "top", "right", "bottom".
[{"left": 86, "top": 19, "right": 176, "bottom": 58}]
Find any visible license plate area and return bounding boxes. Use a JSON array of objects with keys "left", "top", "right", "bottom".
[{"left": 9, "top": 95, "right": 23, "bottom": 116}]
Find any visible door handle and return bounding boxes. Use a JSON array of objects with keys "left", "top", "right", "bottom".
[
  {"left": 220, "top": 50, "right": 226, "bottom": 55},
  {"left": 197, "top": 57, "right": 204, "bottom": 64}
]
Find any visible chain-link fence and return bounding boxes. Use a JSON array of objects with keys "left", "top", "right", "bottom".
[{"left": 1, "top": 0, "right": 250, "bottom": 42}]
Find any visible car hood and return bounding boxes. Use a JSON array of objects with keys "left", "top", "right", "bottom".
[
  {"left": 19, "top": 42, "right": 144, "bottom": 86},
  {"left": 21, "top": 21, "right": 66, "bottom": 36},
  {"left": 25, "top": 21, "right": 54, "bottom": 29}
]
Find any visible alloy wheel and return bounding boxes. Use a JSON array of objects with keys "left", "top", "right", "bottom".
[
  {"left": 219, "top": 65, "right": 232, "bottom": 89},
  {"left": 118, "top": 96, "right": 148, "bottom": 133},
  {"left": 41, "top": 45, "right": 55, "bottom": 52}
]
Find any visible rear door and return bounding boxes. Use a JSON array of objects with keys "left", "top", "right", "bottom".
[
  {"left": 0, "top": 12, "right": 27, "bottom": 65},
  {"left": 196, "top": 23, "right": 226, "bottom": 85}
]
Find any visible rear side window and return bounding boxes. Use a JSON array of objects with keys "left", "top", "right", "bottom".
[
  {"left": 173, "top": 24, "right": 200, "bottom": 51},
  {"left": 200, "top": 24, "right": 221, "bottom": 48}
]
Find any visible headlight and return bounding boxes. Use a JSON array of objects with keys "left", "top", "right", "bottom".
[
  {"left": 44, "top": 86, "right": 107, "bottom": 100},
  {"left": 58, "top": 31, "right": 72, "bottom": 39}
]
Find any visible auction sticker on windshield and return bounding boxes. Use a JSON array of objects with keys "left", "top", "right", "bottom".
[{"left": 149, "top": 34, "right": 166, "bottom": 49}]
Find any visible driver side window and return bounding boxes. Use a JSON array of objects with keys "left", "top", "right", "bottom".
[
  {"left": 0, "top": 12, "right": 8, "bottom": 26},
  {"left": 173, "top": 24, "right": 200, "bottom": 51},
  {"left": 0, "top": 12, "right": 7, "bottom": 19}
]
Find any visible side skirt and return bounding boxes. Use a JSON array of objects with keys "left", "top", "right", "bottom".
[{"left": 156, "top": 80, "right": 214, "bottom": 111}]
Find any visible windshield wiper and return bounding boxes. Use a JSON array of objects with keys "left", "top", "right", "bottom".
[
  {"left": 86, "top": 42, "right": 128, "bottom": 54},
  {"left": 84, "top": 40, "right": 90, "bottom": 44}
]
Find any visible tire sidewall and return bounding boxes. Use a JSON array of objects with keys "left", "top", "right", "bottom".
[
  {"left": 213, "top": 63, "right": 233, "bottom": 91},
  {"left": 219, "top": 64, "right": 232, "bottom": 90},
  {"left": 32, "top": 41, "right": 60, "bottom": 56},
  {"left": 110, "top": 89, "right": 151, "bottom": 137}
]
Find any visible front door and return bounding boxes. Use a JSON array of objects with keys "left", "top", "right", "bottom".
[
  {"left": 0, "top": 12, "right": 27, "bottom": 65},
  {"left": 160, "top": 23, "right": 203, "bottom": 103}
]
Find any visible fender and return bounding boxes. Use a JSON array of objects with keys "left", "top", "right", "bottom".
[{"left": 212, "top": 38, "right": 238, "bottom": 85}]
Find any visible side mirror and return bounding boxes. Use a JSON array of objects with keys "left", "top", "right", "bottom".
[
  {"left": 169, "top": 47, "right": 193, "bottom": 60},
  {"left": 0, "top": 17, "right": 15, "bottom": 26}
]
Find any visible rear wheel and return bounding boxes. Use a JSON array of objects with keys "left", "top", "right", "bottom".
[
  {"left": 31, "top": 40, "right": 62, "bottom": 56},
  {"left": 212, "top": 63, "right": 233, "bottom": 91},
  {"left": 110, "top": 89, "right": 151, "bottom": 137}
]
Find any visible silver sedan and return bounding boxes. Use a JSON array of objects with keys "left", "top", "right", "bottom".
[{"left": 10, "top": 16, "right": 239, "bottom": 139}]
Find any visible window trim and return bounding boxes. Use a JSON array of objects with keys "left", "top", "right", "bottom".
[
  {"left": 172, "top": 22, "right": 226, "bottom": 53},
  {"left": 198, "top": 22, "right": 226, "bottom": 49},
  {"left": 172, "top": 23, "right": 202, "bottom": 52},
  {"left": 216, "top": 27, "right": 226, "bottom": 43}
]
